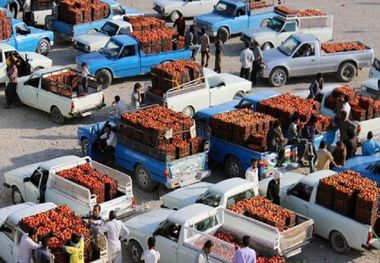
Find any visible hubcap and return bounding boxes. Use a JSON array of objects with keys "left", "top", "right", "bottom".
[
  {"left": 229, "top": 162, "right": 240, "bottom": 177},
  {"left": 40, "top": 42, "right": 48, "bottom": 53},
  {"left": 82, "top": 141, "right": 88, "bottom": 155},
  {"left": 138, "top": 169, "right": 148, "bottom": 186},
  {"left": 335, "top": 235, "right": 344, "bottom": 249},
  {"left": 343, "top": 67, "right": 353, "bottom": 78},
  {"left": 273, "top": 71, "right": 285, "bottom": 85},
  {"left": 53, "top": 109, "right": 61, "bottom": 121},
  {"left": 131, "top": 245, "right": 140, "bottom": 262}
]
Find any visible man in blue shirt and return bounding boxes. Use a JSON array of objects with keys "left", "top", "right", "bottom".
[{"left": 362, "top": 131, "right": 380, "bottom": 156}]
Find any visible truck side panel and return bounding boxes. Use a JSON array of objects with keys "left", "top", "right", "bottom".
[
  {"left": 139, "top": 49, "right": 192, "bottom": 74},
  {"left": 53, "top": 19, "right": 108, "bottom": 38}
]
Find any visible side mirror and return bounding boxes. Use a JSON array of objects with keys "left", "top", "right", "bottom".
[{"left": 23, "top": 177, "right": 31, "bottom": 183}]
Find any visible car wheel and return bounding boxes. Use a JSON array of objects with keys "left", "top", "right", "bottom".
[
  {"left": 269, "top": 67, "right": 287, "bottom": 87},
  {"left": 36, "top": 39, "right": 50, "bottom": 56},
  {"left": 338, "top": 62, "right": 357, "bottom": 82},
  {"left": 170, "top": 11, "right": 180, "bottom": 22},
  {"left": 11, "top": 187, "right": 24, "bottom": 204},
  {"left": 182, "top": 106, "right": 195, "bottom": 117},
  {"left": 127, "top": 240, "right": 143, "bottom": 263},
  {"left": 81, "top": 138, "right": 89, "bottom": 156},
  {"left": 95, "top": 69, "right": 112, "bottom": 89},
  {"left": 218, "top": 27, "right": 229, "bottom": 43},
  {"left": 51, "top": 106, "right": 65, "bottom": 124},
  {"left": 135, "top": 164, "right": 158, "bottom": 192},
  {"left": 330, "top": 231, "right": 351, "bottom": 254},
  {"left": 224, "top": 156, "right": 243, "bottom": 178},
  {"left": 233, "top": 91, "right": 245, "bottom": 99},
  {"left": 262, "top": 42, "right": 273, "bottom": 51}
]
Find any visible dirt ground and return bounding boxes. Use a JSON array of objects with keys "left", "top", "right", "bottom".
[{"left": 0, "top": 0, "right": 380, "bottom": 262}]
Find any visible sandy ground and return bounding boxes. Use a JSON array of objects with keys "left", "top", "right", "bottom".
[{"left": 1, "top": 0, "right": 380, "bottom": 262}]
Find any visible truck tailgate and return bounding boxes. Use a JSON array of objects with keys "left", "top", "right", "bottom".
[{"left": 72, "top": 91, "right": 104, "bottom": 115}]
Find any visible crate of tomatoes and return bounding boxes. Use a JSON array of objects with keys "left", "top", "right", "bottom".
[{"left": 321, "top": 42, "right": 369, "bottom": 53}]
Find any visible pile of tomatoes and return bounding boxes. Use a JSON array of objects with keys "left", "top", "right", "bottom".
[
  {"left": 321, "top": 42, "right": 368, "bottom": 53},
  {"left": 275, "top": 5, "right": 325, "bottom": 16},
  {"left": 124, "top": 16, "right": 165, "bottom": 31},
  {"left": 249, "top": 1, "right": 271, "bottom": 9},
  {"left": 257, "top": 256, "right": 286, "bottom": 263}
]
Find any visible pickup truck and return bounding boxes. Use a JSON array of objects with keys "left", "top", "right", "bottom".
[
  {"left": 261, "top": 33, "right": 374, "bottom": 87},
  {"left": 126, "top": 203, "right": 313, "bottom": 263},
  {"left": 194, "top": 0, "right": 279, "bottom": 42},
  {"left": 241, "top": 10, "right": 333, "bottom": 50},
  {"left": 1, "top": 18, "right": 54, "bottom": 55},
  {"left": 74, "top": 19, "right": 133, "bottom": 53},
  {"left": 194, "top": 90, "right": 339, "bottom": 178},
  {"left": 76, "top": 35, "right": 192, "bottom": 89},
  {"left": 32, "top": 0, "right": 142, "bottom": 40},
  {"left": 77, "top": 113, "right": 211, "bottom": 191},
  {"left": 16, "top": 67, "right": 105, "bottom": 124},
  {"left": 0, "top": 43, "right": 52, "bottom": 85},
  {"left": 361, "top": 57, "right": 380, "bottom": 95},
  {"left": 3, "top": 155, "right": 135, "bottom": 220},
  {"left": 259, "top": 170, "right": 380, "bottom": 253},
  {"left": 145, "top": 67, "right": 252, "bottom": 117},
  {"left": 154, "top": 0, "right": 219, "bottom": 22},
  {"left": 0, "top": 203, "right": 109, "bottom": 263}
]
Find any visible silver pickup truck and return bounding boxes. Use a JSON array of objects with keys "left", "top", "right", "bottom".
[{"left": 261, "top": 33, "right": 374, "bottom": 87}]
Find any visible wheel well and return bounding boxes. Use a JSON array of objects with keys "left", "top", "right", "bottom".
[
  {"left": 219, "top": 26, "right": 230, "bottom": 34},
  {"left": 96, "top": 68, "right": 113, "bottom": 78},
  {"left": 223, "top": 154, "right": 235, "bottom": 164},
  {"left": 263, "top": 41, "right": 274, "bottom": 47},
  {"left": 271, "top": 66, "right": 288, "bottom": 76},
  {"left": 340, "top": 60, "right": 358, "bottom": 69}
]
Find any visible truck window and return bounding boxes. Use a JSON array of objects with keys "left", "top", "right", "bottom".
[
  {"left": 26, "top": 76, "right": 40, "bottom": 88},
  {"left": 282, "top": 21, "right": 296, "bottom": 32},
  {"left": 196, "top": 191, "right": 221, "bottom": 207},
  {"left": 278, "top": 36, "right": 301, "bottom": 56},
  {"left": 192, "top": 216, "right": 218, "bottom": 232},
  {"left": 236, "top": 8, "right": 246, "bottom": 17},
  {"left": 30, "top": 169, "right": 42, "bottom": 188},
  {"left": 153, "top": 220, "right": 181, "bottom": 242},
  {"left": 1, "top": 221, "right": 15, "bottom": 241},
  {"left": 101, "top": 22, "right": 119, "bottom": 37},
  {"left": 102, "top": 39, "right": 123, "bottom": 58},
  {"left": 294, "top": 43, "right": 315, "bottom": 58},
  {"left": 16, "top": 24, "right": 30, "bottom": 36},
  {"left": 214, "top": 2, "right": 235, "bottom": 16},
  {"left": 119, "top": 27, "right": 131, "bottom": 35},
  {"left": 120, "top": 45, "right": 136, "bottom": 58},
  {"left": 290, "top": 183, "right": 313, "bottom": 202},
  {"left": 226, "top": 189, "right": 255, "bottom": 207},
  {"left": 267, "top": 17, "right": 284, "bottom": 32},
  {"left": 208, "top": 76, "right": 224, "bottom": 89}
]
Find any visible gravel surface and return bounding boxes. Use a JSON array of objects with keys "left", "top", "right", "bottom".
[{"left": 0, "top": 0, "right": 380, "bottom": 262}]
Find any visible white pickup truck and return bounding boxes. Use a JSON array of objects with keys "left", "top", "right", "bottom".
[
  {"left": 259, "top": 170, "right": 380, "bottom": 254},
  {"left": 361, "top": 57, "right": 380, "bottom": 96},
  {"left": 0, "top": 202, "right": 109, "bottom": 263},
  {"left": 0, "top": 43, "right": 52, "bottom": 85},
  {"left": 241, "top": 12, "right": 333, "bottom": 50},
  {"left": 3, "top": 155, "right": 135, "bottom": 220},
  {"left": 126, "top": 203, "right": 313, "bottom": 263},
  {"left": 16, "top": 66, "right": 105, "bottom": 124},
  {"left": 74, "top": 20, "right": 133, "bottom": 53},
  {"left": 145, "top": 68, "right": 252, "bottom": 117}
]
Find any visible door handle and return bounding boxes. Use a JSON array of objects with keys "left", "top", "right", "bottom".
[{"left": 311, "top": 59, "right": 315, "bottom": 62}]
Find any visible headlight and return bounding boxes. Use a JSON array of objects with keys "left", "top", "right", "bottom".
[{"left": 84, "top": 45, "right": 90, "bottom": 52}]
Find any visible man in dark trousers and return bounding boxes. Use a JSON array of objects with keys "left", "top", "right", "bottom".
[
  {"left": 214, "top": 33, "right": 223, "bottom": 73},
  {"left": 173, "top": 13, "right": 186, "bottom": 37},
  {"left": 267, "top": 170, "right": 282, "bottom": 205},
  {"left": 250, "top": 40, "right": 262, "bottom": 87},
  {"left": 4, "top": 57, "right": 18, "bottom": 108},
  {"left": 34, "top": 236, "right": 55, "bottom": 263},
  {"left": 308, "top": 73, "right": 324, "bottom": 100}
]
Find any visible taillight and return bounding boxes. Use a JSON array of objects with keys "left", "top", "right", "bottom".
[
  {"left": 164, "top": 168, "right": 169, "bottom": 179},
  {"left": 71, "top": 101, "right": 74, "bottom": 112},
  {"left": 131, "top": 196, "right": 136, "bottom": 208},
  {"left": 367, "top": 229, "right": 373, "bottom": 244}
]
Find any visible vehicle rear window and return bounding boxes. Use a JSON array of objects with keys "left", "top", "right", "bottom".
[
  {"left": 196, "top": 191, "right": 221, "bottom": 207},
  {"left": 227, "top": 189, "right": 255, "bottom": 207},
  {"left": 290, "top": 183, "right": 313, "bottom": 202}
]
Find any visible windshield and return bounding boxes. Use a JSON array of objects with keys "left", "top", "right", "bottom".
[
  {"left": 196, "top": 191, "right": 221, "bottom": 207},
  {"left": 102, "top": 39, "right": 123, "bottom": 58},
  {"left": 267, "top": 17, "right": 284, "bottom": 32},
  {"left": 278, "top": 36, "right": 301, "bottom": 56},
  {"left": 214, "top": 1, "right": 235, "bottom": 16},
  {"left": 100, "top": 22, "right": 119, "bottom": 36}
]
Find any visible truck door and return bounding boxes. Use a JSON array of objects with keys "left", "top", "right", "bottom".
[
  {"left": 17, "top": 74, "right": 40, "bottom": 107},
  {"left": 113, "top": 45, "right": 139, "bottom": 77},
  {"left": 14, "top": 24, "right": 35, "bottom": 52},
  {"left": 153, "top": 220, "right": 179, "bottom": 263},
  {"left": 208, "top": 75, "right": 230, "bottom": 106},
  {"left": 24, "top": 169, "right": 44, "bottom": 204},
  {"left": 282, "top": 182, "right": 312, "bottom": 217},
  {"left": 231, "top": 7, "right": 248, "bottom": 33},
  {"left": 0, "top": 221, "right": 16, "bottom": 263},
  {"left": 289, "top": 42, "right": 320, "bottom": 76}
]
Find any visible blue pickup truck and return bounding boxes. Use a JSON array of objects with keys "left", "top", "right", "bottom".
[
  {"left": 194, "top": 91, "right": 339, "bottom": 178},
  {"left": 1, "top": 18, "right": 54, "bottom": 55},
  {"left": 194, "top": 0, "right": 279, "bottom": 42},
  {"left": 77, "top": 114, "right": 211, "bottom": 191},
  {"left": 76, "top": 35, "right": 192, "bottom": 89}
]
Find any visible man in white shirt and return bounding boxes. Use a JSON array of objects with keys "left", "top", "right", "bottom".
[
  {"left": 23, "top": 0, "right": 32, "bottom": 25},
  {"left": 100, "top": 124, "right": 117, "bottom": 149},
  {"left": 141, "top": 237, "right": 160, "bottom": 263},
  {"left": 131, "top": 83, "right": 142, "bottom": 109},
  {"left": 239, "top": 41, "right": 254, "bottom": 80},
  {"left": 341, "top": 95, "right": 351, "bottom": 120},
  {"left": 97, "top": 210, "right": 129, "bottom": 263},
  {"left": 112, "top": 95, "right": 127, "bottom": 113},
  {"left": 18, "top": 228, "right": 40, "bottom": 263},
  {"left": 194, "top": 240, "right": 214, "bottom": 263},
  {"left": 245, "top": 158, "right": 259, "bottom": 195}
]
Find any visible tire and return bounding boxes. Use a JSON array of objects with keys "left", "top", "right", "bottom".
[
  {"left": 234, "top": 91, "right": 245, "bottom": 99},
  {"left": 51, "top": 106, "right": 65, "bottom": 124},
  {"left": 262, "top": 42, "right": 273, "bottom": 51},
  {"left": 11, "top": 187, "right": 24, "bottom": 204},
  {"left": 127, "top": 240, "right": 143, "bottom": 263},
  {"left": 36, "top": 39, "right": 50, "bottom": 56},
  {"left": 135, "top": 164, "right": 158, "bottom": 192},
  {"left": 95, "top": 69, "right": 112, "bottom": 89},
  {"left": 269, "top": 67, "right": 287, "bottom": 87},
  {"left": 337, "top": 62, "right": 357, "bottom": 82},
  {"left": 182, "top": 106, "right": 195, "bottom": 117},
  {"left": 224, "top": 156, "right": 243, "bottom": 178},
  {"left": 330, "top": 231, "right": 351, "bottom": 254},
  {"left": 169, "top": 10, "right": 180, "bottom": 22},
  {"left": 218, "top": 27, "right": 229, "bottom": 43},
  {"left": 81, "top": 138, "right": 89, "bottom": 156}
]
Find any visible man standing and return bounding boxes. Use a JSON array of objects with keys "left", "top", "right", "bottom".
[
  {"left": 336, "top": 111, "right": 356, "bottom": 142},
  {"left": 194, "top": 240, "right": 214, "bottom": 263},
  {"left": 214, "top": 33, "right": 223, "bottom": 73},
  {"left": 344, "top": 129, "right": 358, "bottom": 159},
  {"left": 185, "top": 25, "right": 200, "bottom": 60},
  {"left": 245, "top": 158, "right": 259, "bottom": 194},
  {"left": 332, "top": 141, "right": 347, "bottom": 167},
  {"left": 18, "top": 228, "right": 40, "bottom": 263},
  {"left": 63, "top": 234, "right": 84, "bottom": 263},
  {"left": 308, "top": 73, "right": 323, "bottom": 100},
  {"left": 9, "top": 0, "right": 18, "bottom": 19},
  {"left": 240, "top": 41, "right": 254, "bottom": 80},
  {"left": 141, "top": 237, "right": 160, "bottom": 263},
  {"left": 232, "top": 235, "right": 256, "bottom": 263},
  {"left": 362, "top": 131, "right": 380, "bottom": 156},
  {"left": 4, "top": 57, "right": 18, "bottom": 108},
  {"left": 34, "top": 236, "right": 55, "bottom": 263},
  {"left": 97, "top": 210, "right": 130, "bottom": 263},
  {"left": 131, "top": 83, "right": 142, "bottom": 109},
  {"left": 250, "top": 41, "right": 262, "bottom": 87},
  {"left": 316, "top": 141, "right": 340, "bottom": 170},
  {"left": 200, "top": 27, "right": 210, "bottom": 67},
  {"left": 23, "top": 0, "right": 32, "bottom": 25},
  {"left": 266, "top": 170, "right": 282, "bottom": 205},
  {"left": 341, "top": 95, "right": 351, "bottom": 120},
  {"left": 173, "top": 13, "right": 186, "bottom": 37},
  {"left": 81, "top": 63, "right": 90, "bottom": 93}
]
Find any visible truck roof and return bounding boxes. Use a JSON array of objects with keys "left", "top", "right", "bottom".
[
  {"left": 168, "top": 204, "right": 216, "bottom": 226},
  {"left": 111, "top": 35, "right": 138, "bottom": 46},
  {"left": 292, "top": 33, "right": 319, "bottom": 42},
  {"left": 300, "top": 170, "right": 337, "bottom": 187},
  {"left": 208, "top": 178, "right": 254, "bottom": 195},
  {"left": 6, "top": 203, "right": 57, "bottom": 226}
]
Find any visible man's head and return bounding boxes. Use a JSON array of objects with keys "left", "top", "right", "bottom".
[
  {"left": 367, "top": 131, "right": 374, "bottom": 140},
  {"left": 148, "top": 237, "right": 156, "bottom": 249},
  {"left": 244, "top": 40, "right": 250, "bottom": 49},
  {"left": 250, "top": 158, "right": 257, "bottom": 169},
  {"left": 41, "top": 236, "right": 50, "bottom": 249},
  {"left": 114, "top": 95, "right": 120, "bottom": 103},
  {"left": 109, "top": 210, "right": 117, "bottom": 220},
  {"left": 273, "top": 119, "right": 281, "bottom": 129},
  {"left": 203, "top": 240, "right": 214, "bottom": 254},
  {"left": 336, "top": 140, "right": 345, "bottom": 150},
  {"left": 320, "top": 140, "right": 327, "bottom": 149},
  {"left": 71, "top": 233, "right": 81, "bottom": 245},
  {"left": 242, "top": 235, "right": 251, "bottom": 247},
  {"left": 28, "top": 228, "right": 37, "bottom": 240},
  {"left": 316, "top": 72, "right": 323, "bottom": 80},
  {"left": 134, "top": 82, "right": 141, "bottom": 92},
  {"left": 273, "top": 170, "right": 282, "bottom": 183},
  {"left": 292, "top": 114, "right": 300, "bottom": 125},
  {"left": 178, "top": 13, "right": 183, "bottom": 19},
  {"left": 201, "top": 27, "right": 206, "bottom": 35},
  {"left": 93, "top": 204, "right": 101, "bottom": 217}
]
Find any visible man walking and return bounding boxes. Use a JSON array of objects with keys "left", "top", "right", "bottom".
[
  {"left": 245, "top": 158, "right": 259, "bottom": 194},
  {"left": 185, "top": 25, "right": 200, "bottom": 60},
  {"left": 4, "top": 57, "right": 18, "bottom": 109},
  {"left": 200, "top": 27, "right": 210, "bottom": 67},
  {"left": 250, "top": 41, "right": 262, "bottom": 86},
  {"left": 266, "top": 170, "right": 282, "bottom": 205},
  {"left": 214, "top": 33, "right": 223, "bottom": 73},
  {"left": 23, "top": 0, "right": 32, "bottom": 25},
  {"left": 240, "top": 41, "right": 254, "bottom": 80}
]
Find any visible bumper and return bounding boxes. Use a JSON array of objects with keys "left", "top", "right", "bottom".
[
  {"left": 362, "top": 239, "right": 380, "bottom": 250},
  {"left": 69, "top": 103, "right": 106, "bottom": 117},
  {"left": 165, "top": 170, "right": 211, "bottom": 189},
  {"left": 73, "top": 42, "right": 91, "bottom": 53}
]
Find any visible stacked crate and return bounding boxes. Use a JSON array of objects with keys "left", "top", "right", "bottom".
[
  {"left": 32, "top": 0, "right": 52, "bottom": 11},
  {"left": 59, "top": 0, "right": 109, "bottom": 24},
  {"left": 124, "top": 16, "right": 165, "bottom": 31},
  {"left": 41, "top": 69, "right": 79, "bottom": 98},
  {"left": 0, "top": 9, "right": 12, "bottom": 40}
]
